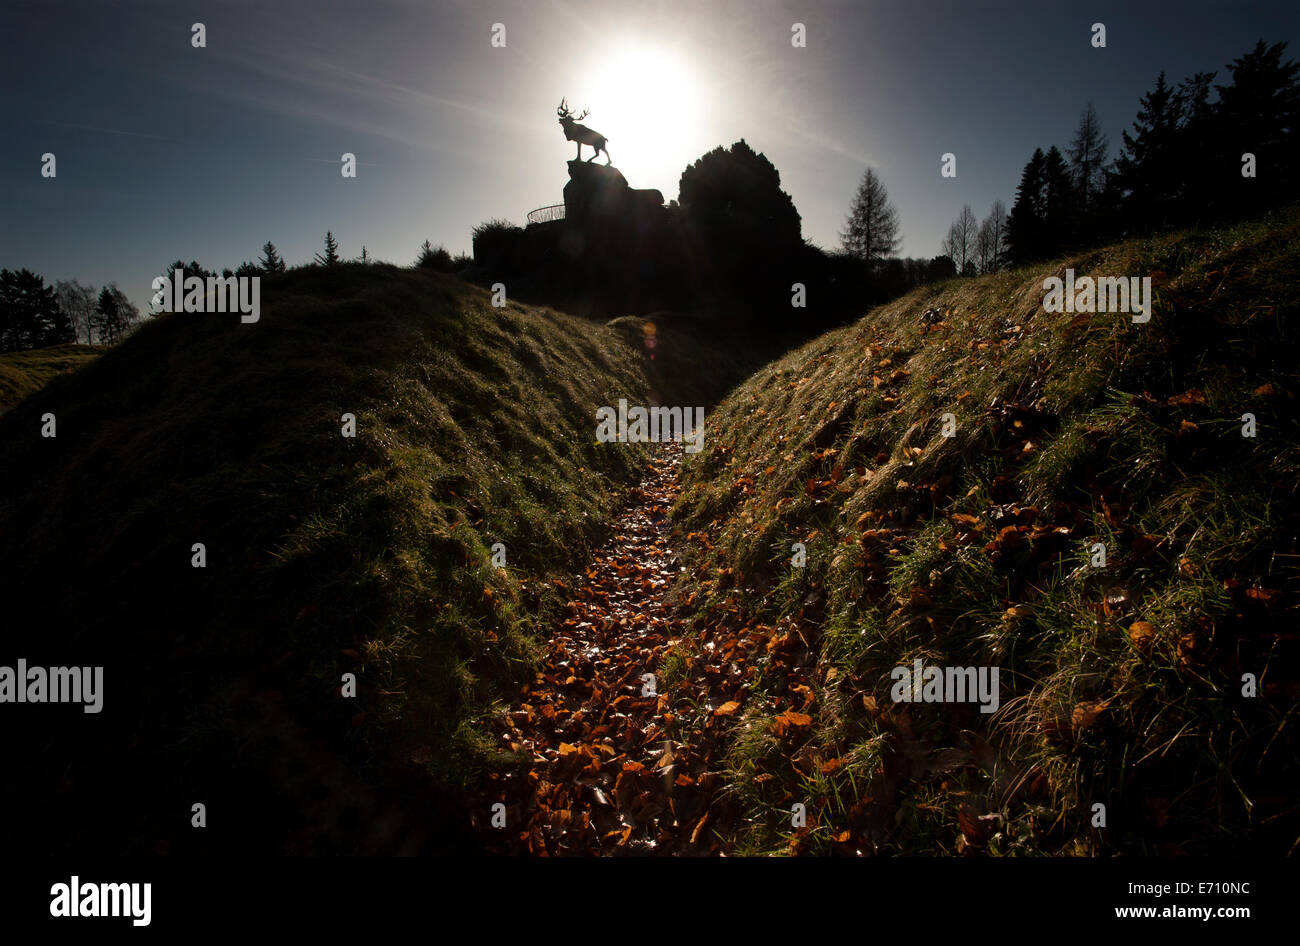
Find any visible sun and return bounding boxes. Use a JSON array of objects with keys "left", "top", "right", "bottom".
[{"left": 572, "top": 43, "right": 706, "bottom": 194}]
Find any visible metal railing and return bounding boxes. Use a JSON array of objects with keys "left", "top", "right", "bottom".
[{"left": 526, "top": 203, "right": 566, "bottom": 225}]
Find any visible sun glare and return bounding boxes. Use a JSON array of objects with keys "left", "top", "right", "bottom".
[{"left": 573, "top": 43, "right": 705, "bottom": 195}]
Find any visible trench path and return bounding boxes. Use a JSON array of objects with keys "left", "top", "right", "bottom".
[{"left": 479, "top": 443, "right": 752, "bottom": 854}]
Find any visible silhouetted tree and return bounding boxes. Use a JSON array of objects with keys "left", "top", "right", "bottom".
[
  {"left": 1007, "top": 148, "right": 1047, "bottom": 264},
  {"left": 1212, "top": 40, "right": 1300, "bottom": 218},
  {"left": 471, "top": 220, "right": 525, "bottom": 272},
  {"left": 161, "top": 260, "right": 214, "bottom": 283},
  {"left": 55, "top": 279, "right": 97, "bottom": 345},
  {"left": 678, "top": 140, "right": 804, "bottom": 319},
  {"left": 1041, "top": 146, "right": 1076, "bottom": 255},
  {"left": 1172, "top": 70, "right": 1218, "bottom": 225},
  {"left": 927, "top": 255, "right": 958, "bottom": 281},
  {"left": 314, "top": 231, "right": 341, "bottom": 267},
  {"left": 0, "top": 269, "right": 70, "bottom": 351},
  {"left": 93, "top": 284, "right": 136, "bottom": 345},
  {"left": 840, "top": 167, "right": 900, "bottom": 265},
  {"left": 417, "top": 240, "right": 453, "bottom": 270},
  {"left": 258, "top": 241, "right": 286, "bottom": 274},
  {"left": 1068, "top": 102, "right": 1110, "bottom": 217},
  {"left": 976, "top": 200, "right": 1008, "bottom": 274},
  {"left": 1113, "top": 72, "right": 1182, "bottom": 233},
  {"left": 941, "top": 205, "right": 979, "bottom": 274},
  {"left": 679, "top": 140, "right": 802, "bottom": 251}
]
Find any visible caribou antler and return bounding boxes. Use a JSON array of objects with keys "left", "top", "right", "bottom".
[{"left": 557, "top": 98, "right": 591, "bottom": 120}]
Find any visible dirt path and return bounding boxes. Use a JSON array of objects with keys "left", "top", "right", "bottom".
[{"left": 480, "top": 443, "right": 743, "bottom": 854}]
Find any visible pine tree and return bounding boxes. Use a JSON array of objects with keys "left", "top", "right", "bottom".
[
  {"left": 259, "top": 241, "right": 286, "bottom": 273},
  {"left": 161, "top": 260, "right": 214, "bottom": 282},
  {"left": 93, "top": 284, "right": 137, "bottom": 344},
  {"left": 0, "top": 269, "right": 69, "bottom": 351},
  {"left": 1006, "top": 148, "right": 1047, "bottom": 264},
  {"left": 314, "top": 231, "right": 340, "bottom": 267},
  {"left": 1114, "top": 71, "right": 1182, "bottom": 233},
  {"left": 1172, "top": 71, "right": 1217, "bottom": 224},
  {"left": 94, "top": 286, "right": 121, "bottom": 344},
  {"left": 840, "top": 167, "right": 901, "bottom": 265},
  {"left": 1213, "top": 40, "right": 1300, "bottom": 217},
  {"left": 1041, "top": 146, "right": 1076, "bottom": 256},
  {"left": 1067, "top": 103, "right": 1109, "bottom": 216}
]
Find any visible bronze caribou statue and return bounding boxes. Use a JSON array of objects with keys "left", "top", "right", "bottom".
[{"left": 557, "top": 98, "right": 611, "bottom": 165}]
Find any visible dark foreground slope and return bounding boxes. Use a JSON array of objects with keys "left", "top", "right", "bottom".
[
  {"left": 0, "top": 264, "right": 653, "bottom": 854},
  {"left": 672, "top": 209, "right": 1300, "bottom": 855}
]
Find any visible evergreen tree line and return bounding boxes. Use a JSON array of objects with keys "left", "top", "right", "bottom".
[
  {"left": 1004, "top": 39, "right": 1299, "bottom": 266},
  {"left": 850, "top": 39, "right": 1300, "bottom": 278}
]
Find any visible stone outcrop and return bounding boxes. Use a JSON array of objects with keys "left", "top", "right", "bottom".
[{"left": 562, "top": 161, "right": 663, "bottom": 227}]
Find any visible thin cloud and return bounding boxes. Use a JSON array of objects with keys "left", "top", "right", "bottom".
[
  {"left": 184, "top": 45, "right": 536, "bottom": 154},
  {"left": 784, "top": 124, "right": 877, "bottom": 169},
  {"left": 37, "top": 120, "right": 179, "bottom": 143}
]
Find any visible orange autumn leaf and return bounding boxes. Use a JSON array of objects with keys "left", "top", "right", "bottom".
[
  {"left": 1128, "top": 621, "right": 1157, "bottom": 651},
  {"left": 772, "top": 708, "right": 813, "bottom": 736},
  {"left": 714, "top": 701, "right": 741, "bottom": 717},
  {"left": 1071, "top": 700, "right": 1109, "bottom": 732}
]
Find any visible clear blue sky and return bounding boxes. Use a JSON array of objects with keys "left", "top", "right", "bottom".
[{"left": 2, "top": 0, "right": 1296, "bottom": 313}]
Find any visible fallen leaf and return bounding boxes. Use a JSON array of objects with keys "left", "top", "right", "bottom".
[
  {"left": 1071, "top": 700, "right": 1109, "bottom": 732},
  {"left": 1128, "top": 621, "right": 1157, "bottom": 651}
]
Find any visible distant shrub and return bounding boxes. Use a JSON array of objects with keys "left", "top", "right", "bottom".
[
  {"left": 471, "top": 219, "right": 524, "bottom": 269},
  {"left": 417, "top": 240, "right": 454, "bottom": 271}
]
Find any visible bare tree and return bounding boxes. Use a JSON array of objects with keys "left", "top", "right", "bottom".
[
  {"left": 840, "top": 167, "right": 901, "bottom": 265},
  {"left": 975, "top": 200, "right": 1008, "bottom": 274},
  {"left": 54, "top": 279, "right": 97, "bottom": 344},
  {"left": 940, "top": 204, "right": 979, "bottom": 275}
]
